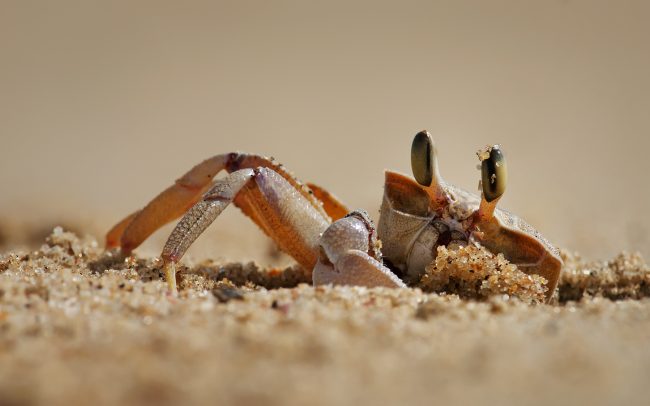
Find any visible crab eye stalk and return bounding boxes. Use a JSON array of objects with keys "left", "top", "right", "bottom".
[
  {"left": 411, "top": 130, "right": 435, "bottom": 186},
  {"left": 410, "top": 130, "right": 448, "bottom": 205},
  {"left": 480, "top": 145, "right": 507, "bottom": 202},
  {"left": 476, "top": 145, "right": 507, "bottom": 222}
]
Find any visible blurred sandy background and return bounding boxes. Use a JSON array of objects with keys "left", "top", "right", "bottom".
[{"left": 1, "top": 0, "right": 649, "bottom": 263}]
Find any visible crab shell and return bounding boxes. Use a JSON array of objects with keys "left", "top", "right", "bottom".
[{"left": 377, "top": 171, "right": 563, "bottom": 297}]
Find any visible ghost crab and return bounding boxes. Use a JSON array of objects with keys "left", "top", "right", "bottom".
[{"left": 106, "top": 131, "right": 562, "bottom": 301}]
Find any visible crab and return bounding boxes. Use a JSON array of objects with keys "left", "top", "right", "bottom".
[{"left": 106, "top": 131, "right": 562, "bottom": 301}]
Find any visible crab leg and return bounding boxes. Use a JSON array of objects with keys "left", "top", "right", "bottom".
[
  {"left": 313, "top": 211, "right": 406, "bottom": 288},
  {"left": 107, "top": 153, "right": 335, "bottom": 254},
  {"left": 105, "top": 210, "right": 140, "bottom": 249},
  {"left": 107, "top": 155, "right": 230, "bottom": 253},
  {"left": 305, "top": 183, "right": 349, "bottom": 221},
  {"left": 160, "top": 167, "right": 331, "bottom": 291}
]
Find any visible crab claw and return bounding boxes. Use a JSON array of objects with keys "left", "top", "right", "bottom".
[{"left": 313, "top": 211, "right": 405, "bottom": 288}]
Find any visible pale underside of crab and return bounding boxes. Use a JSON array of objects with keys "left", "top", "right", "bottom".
[{"left": 106, "top": 131, "right": 562, "bottom": 301}]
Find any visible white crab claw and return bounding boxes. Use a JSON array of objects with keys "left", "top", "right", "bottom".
[{"left": 313, "top": 211, "right": 406, "bottom": 288}]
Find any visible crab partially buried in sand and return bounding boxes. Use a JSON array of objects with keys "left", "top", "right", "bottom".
[{"left": 106, "top": 131, "right": 562, "bottom": 301}]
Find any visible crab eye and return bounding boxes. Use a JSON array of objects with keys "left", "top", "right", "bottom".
[
  {"left": 481, "top": 145, "right": 507, "bottom": 202},
  {"left": 411, "top": 130, "right": 435, "bottom": 186}
]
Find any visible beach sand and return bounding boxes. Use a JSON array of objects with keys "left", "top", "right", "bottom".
[{"left": 1, "top": 227, "right": 649, "bottom": 406}]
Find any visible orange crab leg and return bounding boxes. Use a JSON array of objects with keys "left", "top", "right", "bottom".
[
  {"left": 118, "top": 182, "right": 215, "bottom": 254},
  {"left": 305, "top": 183, "right": 349, "bottom": 221},
  {"left": 161, "top": 167, "right": 331, "bottom": 291},
  {"left": 105, "top": 210, "right": 140, "bottom": 249},
  {"left": 107, "top": 153, "right": 332, "bottom": 254},
  {"left": 109, "top": 155, "right": 229, "bottom": 253}
]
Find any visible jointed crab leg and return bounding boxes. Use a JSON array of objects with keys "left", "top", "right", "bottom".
[
  {"left": 305, "top": 183, "right": 349, "bottom": 221},
  {"left": 108, "top": 155, "right": 231, "bottom": 253},
  {"left": 160, "top": 169, "right": 256, "bottom": 264},
  {"left": 106, "top": 210, "right": 141, "bottom": 249},
  {"left": 160, "top": 167, "right": 332, "bottom": 291},
  {"left": 106, "top": 153, "right": 345, "bottom": 254}
]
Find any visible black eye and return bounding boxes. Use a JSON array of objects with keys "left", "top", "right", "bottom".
[
  {"left": 481, "top": 145, "right": 507, "bottom": 202},
  {"left": 411, "top": 130, "right": 434, "bottom": 186}
]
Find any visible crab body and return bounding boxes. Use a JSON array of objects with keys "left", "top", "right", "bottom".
[
  {"left": 106, "top": 131, "right": 562, "bottom": 301},
  {"left": 378, "top": 171, "right": 561, "bottom": 292},
  {"left": 379, "top": 173, "right": 474, "bottom": 283}
]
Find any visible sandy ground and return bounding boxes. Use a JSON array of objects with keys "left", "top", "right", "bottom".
[{"left": 1, "top": 227, "right": 649, "bottom": 406}]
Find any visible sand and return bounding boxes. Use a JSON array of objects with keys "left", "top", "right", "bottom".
[{"left": 1, "top": 227, "right": 649, "bottom": 406}]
